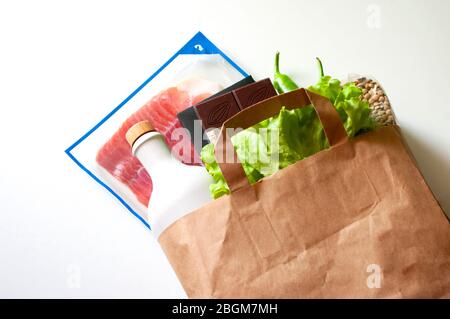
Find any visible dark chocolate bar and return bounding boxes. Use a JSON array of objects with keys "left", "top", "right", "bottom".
[
  {"left": 195, "top": 92, "right": 240, "bottom": 130},
  {"left": 233, "top": 78, "right": 277, "bottom": 109},
  {"left": 195, "top": 92, "right": 241, "bottom": 144},
  {"left": 177, "top": 76, "right": 254, "bottom": 154},
  {"left": 177, "top": 77, "right": 277, "bottom": 154},
  {"left": 195, "top": 78, "right": 277, "bottom": 143}
]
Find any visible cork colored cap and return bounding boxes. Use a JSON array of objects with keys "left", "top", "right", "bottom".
[{"left": 126, "top": 121, "right": 155, "bottom": 147}]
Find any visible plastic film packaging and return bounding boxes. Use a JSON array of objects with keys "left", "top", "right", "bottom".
[
  {"left": 66, "top": 32, "right": 248, "bottom": 228},
  {"left": 347, "top": 73, "right": 397, "bottom": 126}
]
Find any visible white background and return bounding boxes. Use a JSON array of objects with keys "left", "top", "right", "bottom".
[{"left": 0, "top": 0, "right": 449, "bottom": 298}]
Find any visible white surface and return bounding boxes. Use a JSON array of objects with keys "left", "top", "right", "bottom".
[{"left": 0, "top": 0, "right": 449, "bottom": 298}]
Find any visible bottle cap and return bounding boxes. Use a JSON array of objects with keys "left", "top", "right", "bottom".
[{"left": 126, "top": 121, "right": 156, "bottom": 147}]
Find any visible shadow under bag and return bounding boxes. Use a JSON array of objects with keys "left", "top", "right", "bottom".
[{"left": 159, "top": 88, "right": 450, "bottom": 298}]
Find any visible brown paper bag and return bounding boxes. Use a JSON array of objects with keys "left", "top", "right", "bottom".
[{"left": 159, "top": 88, "right": 450, "bottom": 298}]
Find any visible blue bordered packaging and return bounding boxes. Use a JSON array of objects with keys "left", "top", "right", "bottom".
[{"left": 66, "top": 32, "right": 248, "bottom": 229}]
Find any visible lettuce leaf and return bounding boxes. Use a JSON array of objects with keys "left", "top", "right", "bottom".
[
  {"left": 201, "top": 76, "right": 376, "bottom": 199},
  {"left": 308, "top": 77, "right": 376, "bottom": 137}
]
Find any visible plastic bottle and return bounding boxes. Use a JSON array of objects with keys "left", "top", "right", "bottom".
[{"left": 126, "top": 121, "right": 213, "bottom": 237}]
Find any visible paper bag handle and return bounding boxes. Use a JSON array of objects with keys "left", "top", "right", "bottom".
[{"left": 214, "top": 88, "right": 348, "bottom": 192}]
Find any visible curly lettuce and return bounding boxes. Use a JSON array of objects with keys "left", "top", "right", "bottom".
[{"left": 201, "top": 76, "right": 376, "bottom": 199}]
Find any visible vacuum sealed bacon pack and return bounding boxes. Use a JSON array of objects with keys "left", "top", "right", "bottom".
[{"left": 66, "top": 32, "right": 248, "bottom": 226}]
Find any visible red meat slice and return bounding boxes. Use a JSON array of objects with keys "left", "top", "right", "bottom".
[{"left": 96, "top": 87, "right": 211, "bottom": 207}]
